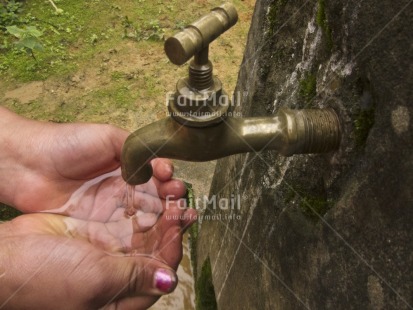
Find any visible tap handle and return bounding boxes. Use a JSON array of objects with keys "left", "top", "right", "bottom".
[{"left": 164, "top": 2, "right": 238, "bottom": 65}]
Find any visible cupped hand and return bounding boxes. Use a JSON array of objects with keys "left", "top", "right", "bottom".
[
  {"left": 0, "top": 202, "right": 197, "bottom": 309},
  {"left": 0, "top": 108, "right": 186, "bottom": 220}
]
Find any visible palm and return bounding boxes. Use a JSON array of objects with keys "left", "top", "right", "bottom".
[
  {"left": 12, "top": 123, "right": 185, "bottom": 222},
  {"left": 0, "top": 110, "right": 197, "bottom": 309},
  {"left": 1, "top": 206, "right": 195, "bottom": 309}
]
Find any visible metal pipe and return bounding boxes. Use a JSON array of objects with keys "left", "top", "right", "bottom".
[{"left": 121, "top": 109, "right": 341, "bottom": 185}]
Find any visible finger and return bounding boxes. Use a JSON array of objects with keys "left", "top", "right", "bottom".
[
  {"left": 100, "top": 255, "right": 178, "bottom": 300},
  {"left": 129, "top": 204, "right": 185, "bottom": 256},
  {"left": 128, "top": 191, "right": 185, "bottom": 216},
  {"left": 152, "top": 206, "right": 186, "bottom": 268},
  {"left": 158, "top": 226, "right": 183, "bottom": 269},
  {"left": 133, "top": 212, "right": 159, "bottom": 232},
  {"left": 135, "top": 178, "right": 186, "bottom": 200},
  {"left": 132, "top": 192, "right": 163, "bottom": 214},
  {"left": 150, "top": 158, "right": 174, "bottom": 182},
  {"left": 156, "top": 179, "right": 187, "bottom": 200},
  {"left": 181, "top": 209, "right": 198, "bottom": 232}
]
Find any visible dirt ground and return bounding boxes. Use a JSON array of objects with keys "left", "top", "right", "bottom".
[
  {"left": 1, "top": 1, "right": 256, "bottom": 128},
  {"left": 0, "top": 0, "right": 256, "bottom": 308}
]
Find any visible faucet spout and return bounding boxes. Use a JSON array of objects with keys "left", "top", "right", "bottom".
[
  {"left": 121, "top": 108, "right": 341, "bottom": 185},
  {"left": 121, "top": 4, "right": 341, "bottom": 186}
]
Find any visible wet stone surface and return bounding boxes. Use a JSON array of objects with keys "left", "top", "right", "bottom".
[{"left": 196, "top": 0, "right": 413, "bottom": 309}]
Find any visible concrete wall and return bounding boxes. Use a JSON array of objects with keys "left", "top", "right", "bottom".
[{"left": 195, "top": 0, "right": 413, "bottom": 309}]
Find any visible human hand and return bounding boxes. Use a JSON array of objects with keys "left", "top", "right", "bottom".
[
  {"left": 0, "top": 107, "right": 186, "bottom": 221},
  {"left": 0, "top": 202, "right": 196, "bottom": 309}
]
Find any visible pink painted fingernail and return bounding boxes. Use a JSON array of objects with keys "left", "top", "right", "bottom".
[{"left": 154, "top": 269, "right": 176, "bottom": 293}]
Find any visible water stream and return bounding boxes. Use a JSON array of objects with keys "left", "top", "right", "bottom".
[
  {"left": 125, "top": 184, "right": 136, "bottom": 217},
  {"left": 49, "top": 168, "right": 198, "bottom": 309}
]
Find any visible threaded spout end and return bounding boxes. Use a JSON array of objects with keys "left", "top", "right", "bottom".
[
  {"left": 279, "top": 108, "right": 341, "bottom": 155},
  {"left": 297, "top": 109, "right": 341, "bottom": 153}
]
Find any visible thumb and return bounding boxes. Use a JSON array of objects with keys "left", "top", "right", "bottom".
[
  {"left": 101, "top": 255, "right": 178, "bottom": 300},
  {"left": 104, "top": 124, "right": 130, "bottom": 162}
]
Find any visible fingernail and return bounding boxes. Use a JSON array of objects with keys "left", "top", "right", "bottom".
[
  {"left": 165, "top": 165, "right": 174, "bottom": 178},
  {"left": 154, "top": 269, "right": 176, "bottom": 293},
  {"left": 159, "top": 159, "right": 172, "bottom": 172}
]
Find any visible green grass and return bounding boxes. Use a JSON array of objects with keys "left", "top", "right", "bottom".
[
  {"left": 1, "top": 0, "right": 165, "bottom": 80},
  {"left": 92, "top": 85, "right": 137, "bottom": 109},
  {"left": 1, "top": 0, "right": 105, "bottom": 81},
  {"left": 1, "top": 0, "right": 253, "bottom": 125},
  {"left": 0, "top": 0, "right": 170, "bottom": 121},
  {"left": 1, "top": 0, "right": 250, "bottom": 78}
]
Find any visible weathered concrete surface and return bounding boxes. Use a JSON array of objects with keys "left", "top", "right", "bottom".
[{"left": 196, "top": 0, "right": 413, "bottom": 309}]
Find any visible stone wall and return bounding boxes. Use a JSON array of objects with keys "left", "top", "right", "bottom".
[{"left": 195, "top": 0, "right": 413, "bottom": 309}]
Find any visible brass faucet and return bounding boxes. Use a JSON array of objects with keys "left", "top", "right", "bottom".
[{"left": 121, "top": 3, "right": 341, "bottom": 185}]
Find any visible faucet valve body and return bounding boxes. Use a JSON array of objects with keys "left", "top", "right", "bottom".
[
  {"left": 120, "top": 3, "right": 343, "bottom": 185},
  {"left": 168, "top": 76, "right": 232, "bottom": 127},
  {"left": 165, "top": 3, "right": 239, "bottom": 128}
]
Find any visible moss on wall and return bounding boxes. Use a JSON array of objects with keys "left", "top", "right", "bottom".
[
  {"left": 316, "top": 0, "right": 333, "bottom": 50},
  {"left": 185, "top": 182, "right": 199, "bottom": 281},
  {"left": 299, "top": 195, "right": 330, "bottom": 221},
  {"left": 196, "top": 257, "right": 218, "bottom": 310},
  {"left": 185, "top": 182, "right": 217, "bottom": 310},
  {"left": 285, "top": 186, "right": 330, "bottom": 221},
  {"left": 354, "top": 108, "right": 375, "bottom": 147},
  {"left": 298, "top": 73, "right": 317, "bottom": 105},
  {"left": 267, "top": 0, "right": 289, "bottom": 37}
]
